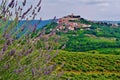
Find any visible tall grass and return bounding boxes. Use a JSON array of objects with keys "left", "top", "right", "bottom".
[{"left": 0, "top": 0, "right": 62, "bottom": 79}]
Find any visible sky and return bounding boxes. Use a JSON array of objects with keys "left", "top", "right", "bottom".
[
  {"left": 40, "top": 0, "right": 120, "bottom": 21},
  {"left": 2, "top": 0, "right": 120, "bottom": 21}
]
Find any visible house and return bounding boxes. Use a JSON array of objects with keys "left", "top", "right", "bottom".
[
  {"left": 57, "top": 14, "right": 91, "bottom": 31},
  {"left": 81, "top": 24, "right": 91, "bottom": 29},
  {"left": 57, "top": 13, "right": 81, "bottom": 24},
  {"left": 64, "top": 13, "right": 81, "bottom": 21}
]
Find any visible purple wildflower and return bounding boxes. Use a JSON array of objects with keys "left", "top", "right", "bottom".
[
  {"left": 6, "top": 38, "right": 13, "bottom": 45},
  {"left": 15, "top": 0, "right": 18, "bottom": 7},
  {"left": 32, "top": 9, "right": 35, "bottom": 15},
  {"left": 4, "top": 33, "right": 10, "bottom": 40},
  {"left": 9, "top": 49, "right": 16, "bottom": 56},
  {"left": 4, "top": 63, "right": 10, "bottom": 69},
  {"left": 18, "top": 6, "right": 20, "bottom": 11},
  {"left": 14, "top": 66, "right": 26, "bottom": 74},
  {"left": 2, "top": 6, "right": 6, "bottom": 15},
  {"left": 2, "top": 43, "right": 7, "bottom": 52},
  {"left": 31, "top": 68, "right": 36, "bottom": 76},
  {"left": 37, "top": 6, "right": 41, "bottom": 12},
  {"left": 18, "top": 52, "right": 23, "bottom": 57},
  {"left": 21, "top": 5, "right": 32, "bottom": 19},
  {"left": 32, "top": 24, "right": 37, "bottom": 32},
  {"left": 23, "top": 0, "right": 26, "bottom": 6},
  {"left": 28, "top": 48, "right": 33, "bottom": 53},
  {"left": 44, "top": 64, "right": 56, "bottom": 75},
  {"left": 11, "top": 2, "right": 14, "bottom": 8},
  {"left": 37, "top": 0, "right": 42, "bottom": 7},
  {"left": 8, "top": 0, "right": 15, "bottom": 7},
  {"left": 0, "top": 50, "right": 4, "bottom": 55}
]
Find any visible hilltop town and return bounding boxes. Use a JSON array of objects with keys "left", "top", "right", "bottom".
[{"left": 57, "top": 14, "right": 91, "bottom": 31}]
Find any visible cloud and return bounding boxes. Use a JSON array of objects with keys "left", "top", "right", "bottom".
[
  {"left": 40, "top": 0, "right": 120, "bottom": 20},
  {"left": 97, "top": 3, "right": 109, "bottom": 7},
  {"left": 3, "top": 0, "right": 119, "bottom": 20}
]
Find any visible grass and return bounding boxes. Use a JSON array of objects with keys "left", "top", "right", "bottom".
[
  {"left": 97, "top": 48, "right": 120, "bottom": 55},
  {"left": 1, "top": 15, "right": 120, "bottom": 80},
  {"left": 52, "top": 50, "right": 120, "bottom": 80},
  {"left": 1, "top": 49, "right": 120, "bottom": 80},
  {"left": 61, "top": 73, "right": 120, "bottom": 80}
]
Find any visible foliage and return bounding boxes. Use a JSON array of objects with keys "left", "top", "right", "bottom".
[
  {"left": 55, "top": 18, "right": 120, "bottom": 52},
  {"left": 0, "top": 0, "right": 61, "bottom": 80},
  {"left": 52, "top": 50, "right": 120, "bottom": 80}
]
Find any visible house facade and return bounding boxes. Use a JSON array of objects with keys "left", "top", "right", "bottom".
[{"left": 57, "top": 14, "right": 91, "bottom": 30}]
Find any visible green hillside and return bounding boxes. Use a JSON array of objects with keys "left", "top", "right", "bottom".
[
  {"left": 53, "top": 50, "right": 120, "bottom": 80},
  {"left": 38, "top": 18, "right": 120, "bottom": 54},
  {"left": 28, "top": 18, "right": 120, "bottom": 79},
  {"left": 1, "top": 50, "right": 120, "bottom": 80},
  {"left": 1, "top": 17, "right": 120, "bottom": 80},
  {"left": 1, "top": 0, "right": 120, "bottom": 79},
  {"left": 0, "top": 0, "right": 120, "bottom": 80}
]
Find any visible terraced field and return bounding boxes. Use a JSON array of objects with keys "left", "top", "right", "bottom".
[{"left": 52, "top": 51, "right": 120, "bottom": 80}]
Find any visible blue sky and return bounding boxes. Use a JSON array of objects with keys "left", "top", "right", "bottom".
[{"left": 4, "top": 0, "right": 120, "bottom": 20}]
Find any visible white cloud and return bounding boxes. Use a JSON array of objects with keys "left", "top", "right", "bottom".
[
  {"left": 4, "top": 0, "right": 120, "bottom": 20},
  {"left": 97, "top": 3, "right": 109, "bottom": 7}
]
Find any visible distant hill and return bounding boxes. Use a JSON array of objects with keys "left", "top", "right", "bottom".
[
  {"left": 94, "top": 21, "right": 120, "bottom": 24},
  {"left": 17, "top": 19, "right": 52, "bottom": 29}
]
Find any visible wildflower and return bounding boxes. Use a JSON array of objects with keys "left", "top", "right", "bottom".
[
  {"left": 28, "top": 48, "right": 33, "bottom": 53},
  {"left": 8, "top": 0, "right": 15, "bottom": 7},
  {"left": 44, "top": 64, "right": 56, "bottom": 75},
  {"left": 4, "top": 63, "right": 10, "bottom": 69},
  {"left": 11, "top": 3, "right": 14, "bottom": 8},
  {"left": 32, "top": 24, "right": 37, "bottom": 32},
  {"left": 15, "top": 0, "right": 18, "bottom": 7},
  {"left": 23, "top": 0, "right": 26, "bottom": 6},
  {"left": 21, "top": 5, "right": 32, "bottom": 19},
  {"left": 18, "top": 6, "right": 20, "bottom": 11},
  {"left": 6, "top": 38, "right": 13, "bottom": 45},
  {"left": 9, "top": 49, "right": 16, "bottom": 56},
  {"left": 2, "top": 7, "right": 6, "bottom": 15},
  {"left": 14, "top": 66, "right": 26, "bottom": 74},
  {"left": 32, "top": 9, "right": 35, "bottom": 15},
  {"left": 0, "top": 51, "right": 4, "bottom": 55},
  {"left": 4, "top": 33, "right": 10, "bottom": 40},
  {"left": 2, "top": 43, "right": 7, "bottom": 52},
  {"left": 46, "top": 54, "right": 51, "bottom": 61},
  {"left": 9, "top": 12, "right": 12, "bottom": 16},
  {"left": 31, "top": 68, "right": 36, "bottom": 76},
  {"left": 0, "top": 51, "right": 4, "bottom": 60},
  {"left": 18, "top": 52, "right": 23, "bottom": 57},
  {"left": 37, "top": 0, "right": 42, "bottom": 7},
  {"left": 37, "top": 6, "right": 41, "bottom": 12},
  {"left": 32, "top": 13, "right": 36, "bottom": 20}
]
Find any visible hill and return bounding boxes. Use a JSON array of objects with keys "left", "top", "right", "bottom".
[
  {"left": 53, "top": 50, "right": 120, "bottom": 80},
  {"left": 1, "top": 50, "right": 120, "bottom": 80},
  {"left": 35, "top": 14, "right": 120, "bottom": 54},
  {"left": 1, "top": 14, "right": 120, "bottom": 80}
]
